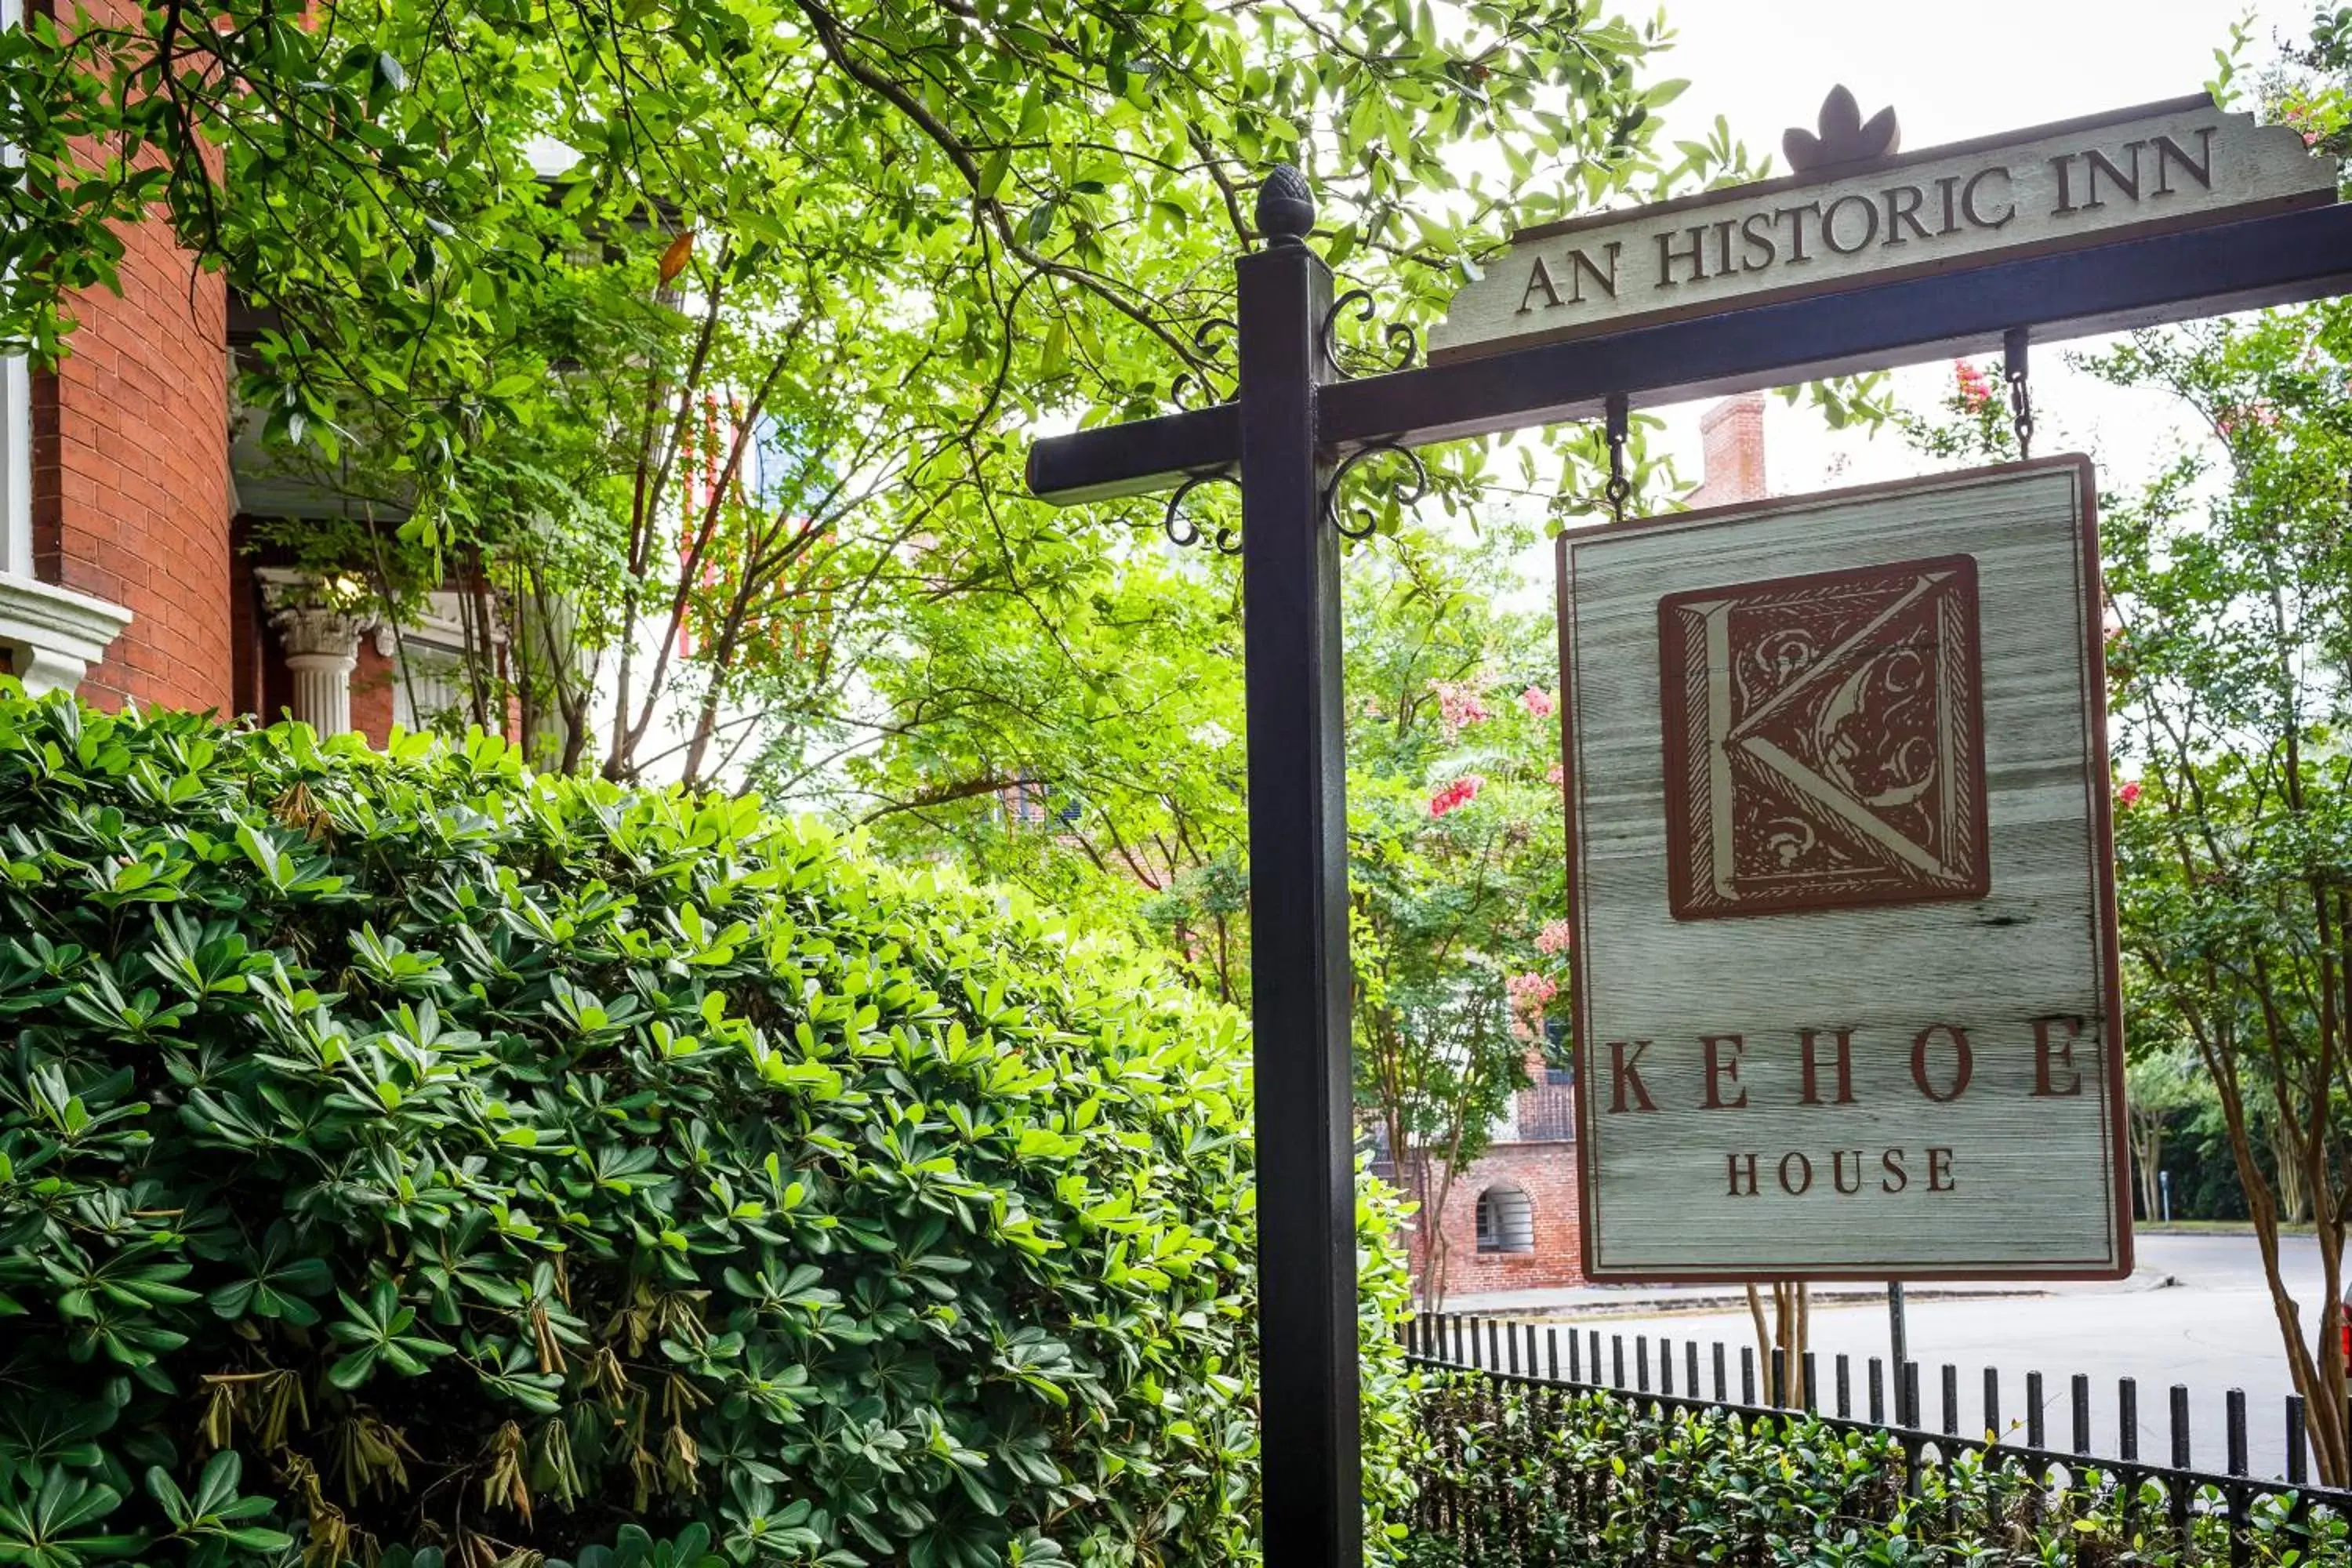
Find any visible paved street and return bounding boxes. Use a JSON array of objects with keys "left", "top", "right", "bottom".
[{"left": 1448, "top": 1234, "right": 2334, "bottom": 1482}]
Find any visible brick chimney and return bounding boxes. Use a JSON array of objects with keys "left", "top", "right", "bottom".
[{"left": 1686, "top": 392, "right": 1766, "bottom": 510}]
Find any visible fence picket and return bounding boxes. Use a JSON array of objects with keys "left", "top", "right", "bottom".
[{"left": 1398, "top": 1320, "right": 2352, "bottom": 1567}]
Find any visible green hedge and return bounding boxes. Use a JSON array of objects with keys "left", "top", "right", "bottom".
[
  {"left": 0, "top": 695, "right": 1408, "bottom": 1568},
  {"left": 1405, "top": 1373, "right": 2350, "bottom": 1567}
]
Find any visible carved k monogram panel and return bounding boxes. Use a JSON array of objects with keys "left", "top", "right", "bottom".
[{"left": 1657, "top": 554, "right": 1990, "bottom": 920}]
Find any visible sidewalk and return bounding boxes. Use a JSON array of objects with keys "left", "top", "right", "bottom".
[{"left": 1439, "top": 1265, "right": 2175, "bottom": 1319}]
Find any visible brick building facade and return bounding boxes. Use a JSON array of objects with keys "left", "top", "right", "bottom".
[
  {"left": 1400, "top": 1046, "right": 1587, "bottom": 1295},
  {"left": 0, "top": 103, "right": 508, "bottom": 746}
]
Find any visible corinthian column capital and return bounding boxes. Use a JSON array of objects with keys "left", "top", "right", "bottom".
[{"left": 256, "top": 568, "right": 365, "bottom": 735}]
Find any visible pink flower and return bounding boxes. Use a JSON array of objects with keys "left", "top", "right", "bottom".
[
  {"left": 1535, "top": 919, "right": 1574, "bottom": 956},
  {"left": 2218, "top": 401, "right": 2281, "bottom": 438},
  {"left": 1955, "top": 360, "right": 1994, "bottom": 413},
  {"left": 1431, "top": 680, "right": 1490, "bottom": 742},
  {"left": 2118, "top": 781, "right": 2143, "bottom": 809},
  {"left": 1428, "top": 774, "right": 1486, "bottom": 817},
  {"left": 1519, "top": 685, "right": 1555, "bottom": 718},
  {"left": 1545, "top": 762, "right": 1566, "bottom": 787},
  {"left": 1505, "top": 971, "right": 1559, "bottom": 1040},
  {"left": 2308, "top": 131, "right": 2322, "bottom": 147}
]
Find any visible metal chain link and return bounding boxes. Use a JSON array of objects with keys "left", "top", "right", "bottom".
[
  {"left": 1604, "top": 394, "right": 1632, "bottom": 524},
  {"left": 2003, "top": 328, "right": 2034, "bottom": 461}
]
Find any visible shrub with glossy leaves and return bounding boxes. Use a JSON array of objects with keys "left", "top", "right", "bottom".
[{"left": 0, "top": 693, "right": 1356, "bottom": 1568}]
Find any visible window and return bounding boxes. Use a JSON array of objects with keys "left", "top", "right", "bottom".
[
  {"left": 1003, "top": 781, "right": 1051, "bottom": 828},
  {"left": 1474, "top": 1185, "right": 1534, "bottom": 1254},
  {"left": 1002, "top": 781, "right": 1080, "bottom": 830},
  {"left": 392, "top": 644, "right": 471, "bottom": 735}
]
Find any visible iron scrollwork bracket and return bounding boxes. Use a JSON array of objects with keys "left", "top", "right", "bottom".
[
  {"left": 1319, "top": 438, "right": 1429, "bottom": 541},
  {"left": 1164, "top": 467, "right": 1243, "bottom": 554},
  {"left": 1319, "top": 289, "right": 1418, "bottom": 380},
  {"left": 1170, "top": 317, "right": 1240, "bottom": 412}
]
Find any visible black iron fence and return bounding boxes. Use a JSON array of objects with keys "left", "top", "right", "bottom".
[{"left": 1405, "top": 1310, "right": 2352, "bottom": 1564}]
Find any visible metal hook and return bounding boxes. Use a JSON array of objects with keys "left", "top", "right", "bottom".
[
  {"left": 1603, "top": 394, "right": 1632, "bottom": 524},
  {"left": 2003, "top": 327, "right": 2034, "bottom": 461}
]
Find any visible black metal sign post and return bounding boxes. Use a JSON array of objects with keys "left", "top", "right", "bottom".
[
  {"left": 1233, "top": 175, "right": 1362, "bottom": 1568},
  {"left": 1025, "top": 158, "right": 2352, "bottom": 1568}
]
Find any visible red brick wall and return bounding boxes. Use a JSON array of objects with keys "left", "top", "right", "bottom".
[
  {"left": 351, "top": 640, "right": 395, "bottom": 748},
  {"left": 28, "top": 0, "right": 230, "bottom": 713},
  {"left": 1414, "top": 1141, "right": 1584, "bottom": 1296}
]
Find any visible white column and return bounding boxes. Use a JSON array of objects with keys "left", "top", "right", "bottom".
[
  {"left": 258, "top": 570, "right": 362, "bottom": 735},
  {"left": 282, "top": 641, "right": 358, "bottom": 734}
]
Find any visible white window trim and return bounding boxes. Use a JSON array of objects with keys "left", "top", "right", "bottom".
[
  {"left": 0, "top": 576, "right": 132, "bottom": 695},
  {"left": 2, "top": 356, "right": 27, "bottom": 576},
  {"left": 2, "top": 0, "right": 27, "bottom": 576},
  {"left": 380, "top": 589, "right": 505, "bottom": 735}
]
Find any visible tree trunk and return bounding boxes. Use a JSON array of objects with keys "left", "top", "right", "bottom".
[
  {"left": 2270, "top": 1112, "right": 2312, "bottom": 1225},
  {"left": 1746, "top": 1281, "right": 1808, "bottom": 1406}
]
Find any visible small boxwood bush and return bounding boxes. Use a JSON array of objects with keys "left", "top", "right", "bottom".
[
  {"left": 1406, "top": 1373, "right": 2352, "bottom": 1566},
  {"left": 0, "top": 695, "right": 1407, "bottom": 1568}
]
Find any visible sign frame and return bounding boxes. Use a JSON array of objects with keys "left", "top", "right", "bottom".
[
  {"left": 1022, "top": 104, "right": 2347, "bottom": 1566},
  {"left": 1428, "top": 93, "right": 2336, "bottom": 365},
  {"left": 1555, "top": 454, "right": 2131, "bottom": 1283}
]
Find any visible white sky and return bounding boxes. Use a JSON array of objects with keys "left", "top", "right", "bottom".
[{"left": 1628, "top": 0, "right": 2319, "bottom": 499}]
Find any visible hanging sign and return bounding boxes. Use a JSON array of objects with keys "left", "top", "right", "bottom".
[
  {"left": 1559, "top": 457, "right": 2129, "bottom": 1280},
  {"left": 1432, "top": 92, "right": 2335, "bottom": 365}
]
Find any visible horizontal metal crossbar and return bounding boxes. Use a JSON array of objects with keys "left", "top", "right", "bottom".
[{"left": 1025, "top": 202, "right": 2352, "bottom": 505}]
